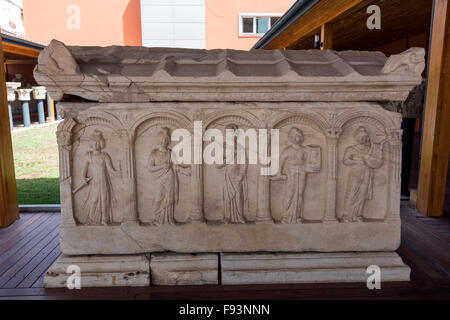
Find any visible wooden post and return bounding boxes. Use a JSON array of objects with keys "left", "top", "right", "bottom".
[
  {"left": 46, "top": 92, "right": 55, "bottom": 122},
  {"left": 321, "top": 23, "right": 333, "bottom": 50},
  {"left": 0, "top": 34, "right": 19, "bottom": 227},
  {"left": 417, "top": 0, "right": 450, "bottom": 217}
]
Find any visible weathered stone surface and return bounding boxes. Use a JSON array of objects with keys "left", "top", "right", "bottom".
[
  {"left": 34, "top": 40, "right": 424, "bottom": 103},
  {"left": 31, "top": 86, "right": 47, "bottom": 100},
  {"left": 44, "top": 255, "right": 150, "bottom": 288},
  {"left": 34, "top": 42, "right": 425, "bottom": 287},
  {"left": 221, "top": 252, "right": 410, "bottom": 284},
  {"left": 150, "top": 253, "right": 218, "bottom": 285},
  {"left": 16, "top": 88, "right": 32, "bottom": 101},
  {"left": 54, "top": 101, "right": 403, "bottom": 255},
  {"left": 6, "top": 82, "right": 20, "bottom": 101}
]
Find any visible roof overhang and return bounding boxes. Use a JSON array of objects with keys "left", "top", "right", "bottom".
[
  {"left": 1, "top": 32, "right": 45, "bottom": 59},
  {"left": 253, "top": 0, "right": 432, "bottom": 51}
]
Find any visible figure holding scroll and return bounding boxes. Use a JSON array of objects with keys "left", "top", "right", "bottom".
[
  {"left": 271, "top": 127, "right": 321, "bottom": 223},
  {"left": 341, "top": 127, "right": 384, "bottom": 222},
  {"left": 78, "top": 130, "right": 121, "bottom": 225}
]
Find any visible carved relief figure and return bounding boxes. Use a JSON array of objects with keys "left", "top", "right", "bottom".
[
  {"left": 216, "top": 125, "right": 248, "bottom": 224},
  {"left": 75, "top": 130, "right": 121, "bottom": 225},
  {"left": 341, "top": 127, "right": 384, "bottom": 222},
  {"left": 148, "top": 127, "right": 190, "bottom": 225},
  {"left": 271, "top": 127, "right": 321, "bottom": 223}
]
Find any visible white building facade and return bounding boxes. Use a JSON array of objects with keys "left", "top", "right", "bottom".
[{"left": 140, "top": 0, "right": 205, "bottom": 49}]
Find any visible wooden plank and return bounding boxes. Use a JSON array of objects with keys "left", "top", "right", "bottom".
[
  {"left": 0, "top": 209, "right": 449, "bottom": 298},
  {"left": 31, "top": 245, "right": 61, "bottom": 288},
  {"left": 321, "top": 23, "right": 333, "bottom": 50},
  {"left": 0, "top": 213, "right": 47, "bottom": 253},
  {"left": 47, "top": 95, "right": 55, "bottom": 122},
  {"left": 285, "top": 0, "right": 432, "bottom": 51},
  {"left": 0, "top": 34, "right": 19, "bottom": 228},
  {"left": 18, "top": 242, "right": 60, "bottom": 288},
  {"left": 0, "top": 287, "right": 45, "bottom": 297},
  {"left": 399, "top": 207, "right": 450, "bottom": 280},
  {"left": 0, "top": 214, "right": 32, "bottom": 236},
  {"left": 2, "top": 233, "right": 59, "bottom": 288},
  {"left": 0, "top": 214, "right": 41, "bottom": 236},
  {"left": 0, "top": 220, "right": 59, "bottom": 287},
  {"left": 4, "top": 59, "right": 37, "bottom": 65},
  {"left": 0, "top": 214, "right": 57, "bottom": 265},
  {"left": 1, "top": 42, "right": 40, "bottom": 59},
  {"left": 417, "top": 0, "right": 450, "bottom": 217},
  {"left": 264, "top": 0, "right": 365, "bottom": 49}
]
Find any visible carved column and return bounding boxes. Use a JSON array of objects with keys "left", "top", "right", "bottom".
[
  {"left": 256, "top": 127, "right": 272, "bottom": 223},
  {"left": 189, "top": 164, "right": 204, "bottom": 222},
  {"left": 56, "top": 118, "right": 77, "bottom": 226},
  {"left": 387, "top": 128, "right": 402, "bottom": 221},
  {"left": 120, "top": 129, "right": 139, "bottom": 225},
  {"left": 6, "top": 82, "right": 20, "bottom": 130},
  {"left": 324, "top": 128, "right": 342, "bottom": 223},
  {"left": 256, "top": 174, "right": 272, "bottom": 222},
  {"left": 17, "top": 88, "right": 32, "bottom": 128},
  {"left": 32, "top": 86, "right": 47, "bottom": 125},
  {"left": 189, "top": 116, "right": 204, "bottom": 222}
]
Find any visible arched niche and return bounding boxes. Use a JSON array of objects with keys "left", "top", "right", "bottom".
[
  {"left": 71, "top": 113, "right": 125, "bottom": 225},
  {"left": 202, "top": 111, "right": 262, "bottom": 223},
  {"left": 268, "top": 112, "right": 328, "bottom": 222},
  {"left": 133, "top": 112, "right": 193, "bottom": 224},
  {"left": 335, "top": 112, "right": 392, "bottom": 222}
]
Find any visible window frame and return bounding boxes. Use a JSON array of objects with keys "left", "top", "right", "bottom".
[{"left": 238, "top": 13, "right": 283, "bottom": 37}]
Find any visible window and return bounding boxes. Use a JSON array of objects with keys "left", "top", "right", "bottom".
[{"left": 239, "top": 14, "right": 282, "bottom": 37}]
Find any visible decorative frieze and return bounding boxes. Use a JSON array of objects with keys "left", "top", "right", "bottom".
[{"left": 53, "top": 101, "right": 407, "bottom": 254}]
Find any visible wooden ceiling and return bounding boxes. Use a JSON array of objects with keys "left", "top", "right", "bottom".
[{"left": 286, "top": 0, "right": 433, "bottom": 50}]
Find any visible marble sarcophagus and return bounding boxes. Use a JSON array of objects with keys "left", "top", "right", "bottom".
[{"left": 35, "top": 40, "right": 425, "bottom": 287}]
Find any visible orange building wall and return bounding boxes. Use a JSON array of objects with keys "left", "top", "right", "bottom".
[
  {"left": 22, "top": 0, "right": 294, "bottom": 49},
  {"left": 23, "top": 0, "right": 142, "bottom": 46},
  {"left": 205, "top": 0, "right": 295, "bottom": 50}
]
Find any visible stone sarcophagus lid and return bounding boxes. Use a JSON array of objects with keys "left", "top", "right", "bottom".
[{"left": 36, "top": 40, "right": 425, "bottom": 287}]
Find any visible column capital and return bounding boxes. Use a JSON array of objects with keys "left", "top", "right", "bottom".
[
  {"left": 32, "top": 86, "right": 47, "bottom": 100},
  {"left": 17, "top": 88, "right": 33, "bottom": 101},
  {"left": 325, "top": 127, "right": 342, "bottom": 139},
  {"left": 6, "top": 82, "right": 20, "bottom": 102}
]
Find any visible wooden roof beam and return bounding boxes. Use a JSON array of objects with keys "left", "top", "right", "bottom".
[
  {"left": 264, "top": 0, "right": 365, "bottom": 50},
  {"left": 1, "top": 41, "right": 40, "bottom": 59},
  {"left": 417, "top": 0, "right": 450, "bottom": 217},
  {"left": 321, "top": 23, "right": 333, "bottom": 50},
  {"left": 0, "top": 34, "right": 19, "bottom": 227},
  {"left": 4, "top": 59, "right": 37, "bottom": 65}
]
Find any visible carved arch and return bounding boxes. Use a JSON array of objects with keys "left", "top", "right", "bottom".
[
  {"left": 335, "top": 110, "right": 394, "bottom": 133},
  {"left": 133, "top": 111, "right": 193, "bottom": 138},
  {"left": 267, "top": 112, "right": 329, "bottom": 134},
  {"left": 203, "top": 110, "right": 262, "bottom": 129},
  {"left": 71, "top": 111, "right": 125, "bottom": 144},
  {"left": 77, "top": 111, "right": 125, "bottom": 132}
]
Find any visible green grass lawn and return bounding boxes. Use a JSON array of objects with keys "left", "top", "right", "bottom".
[{"left": 12, "top": 123, "right": 60, "bottom": 204}]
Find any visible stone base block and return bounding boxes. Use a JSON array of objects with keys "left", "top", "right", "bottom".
[
  {"left": 44, "top": 254, "right": 150, "bottom": 288},
  {"left": 150, "top": 253, "right": 218, "bottom": 285},
  {"left": 221, "top": 252, "right": 410, "bottom": 285}
]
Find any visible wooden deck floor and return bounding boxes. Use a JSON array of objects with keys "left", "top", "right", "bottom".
[{"left": 0, "top": 204, "right": 449, "bottom": 300}]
